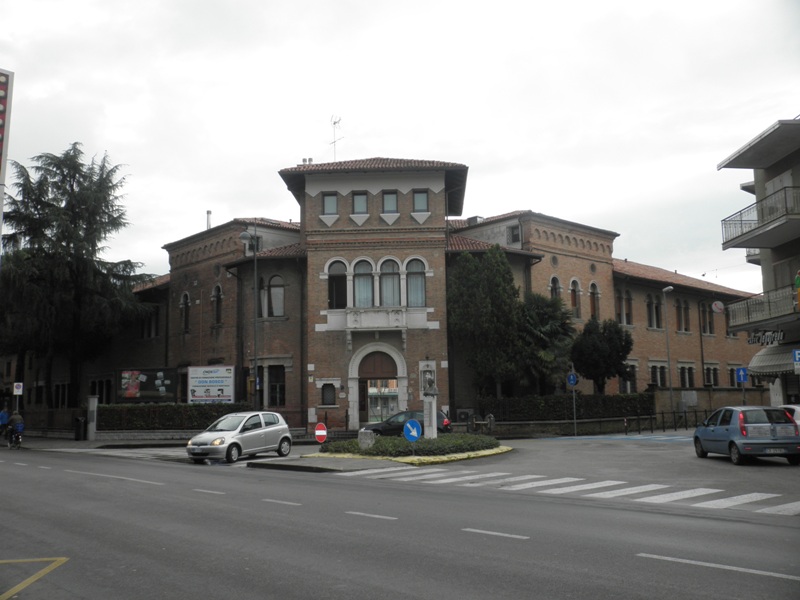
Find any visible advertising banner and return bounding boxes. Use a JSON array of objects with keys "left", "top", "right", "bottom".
[
  {"left": 118, "top": 368, "right": 177, "bottom": 403},
  {"left": 188, "top": 366, "right": 235, "bottom": 403}
]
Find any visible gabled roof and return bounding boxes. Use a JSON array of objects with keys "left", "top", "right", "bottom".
[
  {"left": 613, "top": 258, "right": 751, "bottom": 298},
  {"left": 133, "top": 273, "right": 170, "bottom": 293},
  {"left": 279, "top": 157, "right": 469, "bottom": 216}
]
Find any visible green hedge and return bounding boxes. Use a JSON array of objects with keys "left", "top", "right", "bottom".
[
  {"left": 320, "top": 433, "right": 500, "bottom": 457},
  {"left": 476, "top": 393, "right": 653, "bottom": 421},
  {"left": 97, "top": 403, "right": 253, "bottom": 430}
]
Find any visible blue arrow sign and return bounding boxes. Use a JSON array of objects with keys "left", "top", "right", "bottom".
[
  {"left": 404, "top": 419, "right": 421, "bottom": 442},
  {"left": 736, "top": 367, "right": 748, "bottom": 383},
  {"left": 567, "top": 373, "right": 578, "bottom": 387}
]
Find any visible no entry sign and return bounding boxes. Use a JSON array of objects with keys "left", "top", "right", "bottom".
[{"left": 314, "top": 423, "right": 328, "bottom": 443}]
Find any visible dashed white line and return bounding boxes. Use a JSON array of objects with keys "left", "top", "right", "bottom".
[
  {"left": 193, "top": 489, "right": 225, "bottom": 495},
  {"left": 345, "top": 511, "right": 397, "bottom": 520},
  {"left": 262, "top": 498, "right": 302, "bottom": 506},
  {"left": 462, "top": 528, "right": 529, "bottom": 540}
]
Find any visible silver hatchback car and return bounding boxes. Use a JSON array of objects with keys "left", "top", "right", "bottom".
[
  {"left": 186, "top": 411, "right": 292, "bottom": 464},
  {"left": 693, "top": 406, "right": 800, "bottom": 466}
]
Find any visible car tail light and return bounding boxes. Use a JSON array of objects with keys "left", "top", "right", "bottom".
[
  {"left": 785, "top": 411, "right": 800, "bottom": 436},
  {"left": 739, "top": 412, "right": 747, "bottom": 437}
]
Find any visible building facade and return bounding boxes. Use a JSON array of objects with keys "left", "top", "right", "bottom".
[{"left": 718, "top": 118, "right": 800, "bottom": 404}]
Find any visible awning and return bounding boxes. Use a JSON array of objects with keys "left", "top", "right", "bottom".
[{"left": 748, "top": 345, "right": 796, "bottom": 376}]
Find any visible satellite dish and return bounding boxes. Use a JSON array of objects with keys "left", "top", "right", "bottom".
[{"left": 711, "top": 300, "right": 725, "bottom": 314}]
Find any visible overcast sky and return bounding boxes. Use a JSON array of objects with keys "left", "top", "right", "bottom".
[{"left": 3, "top": 0, "right": 799, "bottom": 294}]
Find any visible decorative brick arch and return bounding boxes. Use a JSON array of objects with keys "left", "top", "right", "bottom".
[{"left": 346, "top": 342, "right": 409, "bottom": 430}]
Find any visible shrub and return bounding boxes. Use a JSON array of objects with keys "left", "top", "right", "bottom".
[{"left": 320, "top": 433, "right": 499, "bottom": 457}]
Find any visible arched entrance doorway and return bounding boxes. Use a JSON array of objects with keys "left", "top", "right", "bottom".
[{"left": 358, "top": 351, "right": 399, "bottom": 423}]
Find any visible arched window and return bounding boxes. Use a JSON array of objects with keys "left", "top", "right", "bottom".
[
  {"left": 407, "top": 259, "right": 426, "bottom": 307},
  {"left": 257, "top": 276, "right": 265, "bottom": 319},
  {"left": 380, "top": 260, "right": 401, "bottom": 307},
  {"left": 212, "top": 285, "right": 223, "bottom": 325},
  {"left": 550, "top": 276, "right": 561, "bottom": 299},
  {"left": 624, "top": 291, "right": 633, "bottom": 325},
  {"left": 268, "top": 275, "right": 285, "bottom": 317},
  {"left": 328, "top": 261, "right": 347, "bottom": 309},
  {"left": 180, "top": 292, "right": 191, "bottom": 333},
  {"left": 570, "top": 280, "right": 581, "bottom": 318},
  {"left": 354, "top": 260, "right": 374, "bottom": 308},
  {"left": 646, "top": 295, "right": 655, "bottom": 328},
  {"left": 654, "top": 295, "right": 663, "bottom": 329},
  {"left": 615, "top": 289, "right": 623, "bottom": 323},
  {"left": 589, "top": 283, "right": 599, "bottom": 320}
]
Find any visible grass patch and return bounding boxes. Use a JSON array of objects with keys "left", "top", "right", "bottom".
[{"left": 319, "top": 433, "right": 500, "bottom": 457}]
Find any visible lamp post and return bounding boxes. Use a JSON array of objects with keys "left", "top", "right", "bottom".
[
  {"left": 239, "top": 228, "right": 259, "bottom": 410},
  {"left": 662, "top": 286, "right": 674, "bottom": 413}
]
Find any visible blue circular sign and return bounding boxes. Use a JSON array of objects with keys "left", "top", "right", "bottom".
[
  {"left": 567, "top": 373, "right": 578, "bottom": 387},
  {"left": 404, "top": 419, "right": 421, "bottom": 442}
]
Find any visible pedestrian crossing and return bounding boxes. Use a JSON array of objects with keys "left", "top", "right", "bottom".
[{"left": 336, "top": 466, "right": 800, "bottom": 516}]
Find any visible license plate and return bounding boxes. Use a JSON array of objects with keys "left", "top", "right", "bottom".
[{"left": 765, "top": 448, "right": 786, "bottom": 454}]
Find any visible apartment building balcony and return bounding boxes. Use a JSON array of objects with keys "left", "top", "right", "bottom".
[
  {"left": 745, "top": 248, "right": 761, "bottom": 265},
  {"left": 726, "top": 285, "right": 796, "bottom": 330},
  {"left": 721, "top": 186, "right": 800, "bottom": 250}
]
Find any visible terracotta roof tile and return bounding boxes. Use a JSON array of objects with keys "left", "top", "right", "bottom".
[
  {"left": 280, "top": 157, "right": 467, "bottom": 174},
  {"left": 613, "top": 258, "right": 752, "bottom": 298}
]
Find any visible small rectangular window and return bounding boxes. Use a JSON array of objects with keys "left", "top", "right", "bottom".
[
  {"left": 353, "top": 192, "right": 368, "bottom": 214},
  {"left": 413, "top": 190, "right": 428, "bottom": 212},
  {"left": 383, "top": 191, "right": 398, "bottom": 214},
  {"left": 322, "top": 193, "right": 338, "bottom": 215},
  {"left": 508, "top": 225, "right": 520, "bottom": 244}
]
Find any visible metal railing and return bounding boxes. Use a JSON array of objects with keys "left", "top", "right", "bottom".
[
  {"left": 721, "top": 186, "right": 800, "bottom": 245},
  {"left": 726, "top": 285, "right": 796, "bottom": 327}
]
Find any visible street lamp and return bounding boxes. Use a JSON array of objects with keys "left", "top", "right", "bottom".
[
  {"left": 662, "top": 286, "right": 674, "bottom": 413},
  {"left": 239, "top": 228, "right": 259, "bottom": 409}
]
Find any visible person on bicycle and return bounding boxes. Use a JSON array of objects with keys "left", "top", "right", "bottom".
[
  {"left": 0, "top": 406, "right": 8, "bottom": 440},
  {"left": 7, "top": 410, "right": 23, "bottom": 443}
]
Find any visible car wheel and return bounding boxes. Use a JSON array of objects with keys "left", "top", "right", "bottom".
[
  {"left": 694, "top": 438, "right": 708, "bottom": 458},
  {"left": 729, "top": 442, "right": 745, "bottom": 465},
  {"left": 787, "top": 456, "right": 800, "bottom": 466},
  {"left": 277, "top": 437, "right": 292, "bottom": 457},
  {"left": 192, "top": 458, "right": 205, "bottom": 464},
  {"left": 226, "top": 444, "right": 241, "bottom": 464}
]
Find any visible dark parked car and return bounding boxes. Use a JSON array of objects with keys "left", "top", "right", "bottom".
[
  {"left": 361, "top": 410, "right": 452, "bottom": 436},
  {"left": 693, "top": 406, "right": 800, "bottom": 465}
]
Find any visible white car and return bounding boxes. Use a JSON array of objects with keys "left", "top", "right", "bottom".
[{"left": 186, "top": 411, "right": 292, "bottom": 464}]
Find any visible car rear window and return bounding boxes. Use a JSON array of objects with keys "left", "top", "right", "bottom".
[{"left": 743, "top": 409, "right": 793, "bottom": 425}]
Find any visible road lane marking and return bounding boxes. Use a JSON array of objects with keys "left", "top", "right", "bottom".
[
  {"left": 584, "top": 484, "right": 671, "bottom": 498},
  {"left": 262, "top": 498, "right": 302, "bottom": 506},
  {"left": 63, "top": 469, "right": 164, "bottom": 485},
  {"left": 346, "top": 511, "right": 397, "bottom": 520},
  {"left": 461, "top": 474, "right": 547, "bottom": 487},
  {"left": 692, "top": 493, "right": 781, "bottom": 509},
  {"left": 539, "top": 480, "right": 627, "bottom": 495},
  {"left": 370, "top": 467, "right": 448, "bottom": 480},
  {"left": 503, "top": 477, "right": 583, "bottom": 491},
  {"left": 0, "top": 557, "right": 69, "bottom": 600},
  {"left": 425, "top": 472, "right": 511, "bottom": 484},
  {"left": 193, "top": 489, "right": 225, "bottom": 495},
  {"left": 391, "top": 470, "right": 474, "bottom": 482},
  {"left": 462, "top": 528, "right": 529, "bottom": 540},
  {"left": 756, "top": 501, "right": 800, "bottom": 515},
  {"left": 634, "top": 488, "right": 722, "bottom": 503},
  {"left": 336, "top": 466, "right": 418, "bottom": 477},
  {"left": 637, "top": 553, "right": 800, "bottom": 582}
]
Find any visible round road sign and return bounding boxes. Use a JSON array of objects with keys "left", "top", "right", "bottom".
[{"left": 314, "top": 422, "right": 328, "bottom": 443}]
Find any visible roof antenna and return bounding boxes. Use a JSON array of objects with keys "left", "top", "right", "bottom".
[{"left": 330, "top": 115, "right": 343, "bottom": 161}]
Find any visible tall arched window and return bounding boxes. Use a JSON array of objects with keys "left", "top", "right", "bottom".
[
  {"left": 406, "top": 259, "right": 426, "bottom": 307},
  {"left": 328, "top": 261, "right": 347, "bottom": 309},
  {"left": 589, "top": 283, "right": 599, "bottom": 320},
  {"left": 570, "top": 280, "right": 581, "bottom": 318},
  {"left": 550, "top": 276, "right": 561, "bottom": 299},
  {"left": 646, "top": 295, "right": 655, "bottom": 328},
  {"left": 212, "top": 285, "right": 223, "bottom": 325},
  {"left": 624, "top": 291, "right": 633, "bottom": 325},
  {"left": 655, "top": 295, "right": 663, "bottom": 329},
  {"left": 380, "top": 260, "right": 401, "bottom": 307},
  {"left": 257, "top": 276, "right": 265, "bottom": 319},
  {"left": 180, "top": 292, "right": 191, "bottom": 333},
  {"left": 354, "top": 261, "right": 373, "bottom": 308},
  {"left": 615, "top": 289, "right": 623, "bottom": 323},
  {"left": 268, "top": 275, "right": 285, "bottom": 317}
]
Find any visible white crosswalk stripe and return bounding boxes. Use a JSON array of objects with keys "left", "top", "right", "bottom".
[
  {"left": 503, "top": 477, "right": 584, "bottom": 491},
  {"left": 584, "top": 484, "right": 670, "bottom": 498},
  {"left": 634, "top": 488, "right": 723, "bottom": 504},
  {"left": 756, "top": 501, "right": 800, "bottom": 515},
  {"left": 391, "top": 469, "right": 476, "bottom": 482},
  {"left": 691, "top": 493, "right": 781, "bottom": 509},
  {"left": 424, "top": 472, "right": 511, "bottom": 485},
  {"left": 539, "top": 480, "right": 627, "bottom": 495},
  {"left": 460, "top": 474, "right": 547, "bottom": 487},
  {"left": 368, "top": 467, "right": 448, "bottom": 480},
  {"left": 337, "top": 466, "right": 418, "bottom": 477}
]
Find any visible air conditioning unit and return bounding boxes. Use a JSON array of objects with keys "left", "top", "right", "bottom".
[{"left": 456, "top": 408, "right": 474, "bottom": 423}]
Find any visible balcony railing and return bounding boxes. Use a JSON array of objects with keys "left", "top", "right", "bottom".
[
  {"left": 721, "top": 186, "right": 800, "bottom": 246},
  {"left": 726, "top": 285, "right": 796, "bottom": 328}
]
